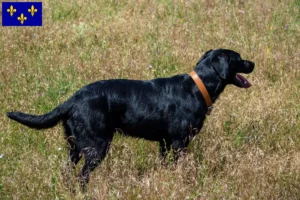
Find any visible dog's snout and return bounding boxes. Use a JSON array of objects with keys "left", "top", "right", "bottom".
[
  {"left": 244, "top": 61, "right": 255, "bottom": 73},
  {"left": 244, "top": 60, "right": 255, "bottom": 67},
  {"left": 249, "top": 61, "right": 255, "bottom": 66}
]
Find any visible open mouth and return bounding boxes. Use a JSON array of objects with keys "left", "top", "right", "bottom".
[{"left": 234, "top": 74, "right": 252, "bottom": 88}]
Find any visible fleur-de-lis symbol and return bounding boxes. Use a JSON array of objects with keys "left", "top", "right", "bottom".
[
  {"left": 28, "top": 5, "right": 38, "bottom": 16},
  {"left": 7, "top": 5, "right": 17, "bottom": 16},
  {"left": 18, "top": 13, "right": 27, "bottom": 24}
]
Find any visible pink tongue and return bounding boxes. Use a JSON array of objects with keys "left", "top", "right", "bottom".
[{"left": 236, "top": 74, "right": 251, "bottom": 88}]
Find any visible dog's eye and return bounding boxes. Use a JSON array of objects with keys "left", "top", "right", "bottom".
[{"left": 232, "top": 57, "right": 241, "bottom": 63}]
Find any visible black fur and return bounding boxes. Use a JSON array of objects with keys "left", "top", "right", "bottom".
[{"left": 7, "top": 49, "right": 255, "bottom": 188}]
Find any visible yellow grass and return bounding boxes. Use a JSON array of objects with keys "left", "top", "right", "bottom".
[{"left": 0, "top": 0, "right": 299, "bottom": 199}]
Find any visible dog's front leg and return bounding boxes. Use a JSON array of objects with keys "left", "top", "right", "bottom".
[
  {"left": 171, "top": 138, "right": 189, "bottom": 163},
  {"left": 159, "top": 139, "right": 171, "bottom": 166}
]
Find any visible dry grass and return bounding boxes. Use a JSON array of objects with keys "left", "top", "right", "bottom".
[{"left": 1, "top": 0, "right": 300, "bottom": 199}]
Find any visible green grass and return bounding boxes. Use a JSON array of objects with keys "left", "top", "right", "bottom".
[{"left": 1, "top": 0, "right": 300, "bottom": 199}]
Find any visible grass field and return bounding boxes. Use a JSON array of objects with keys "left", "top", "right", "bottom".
[{"left": 1, "top": 0, "right": 300, "bottom": 199}]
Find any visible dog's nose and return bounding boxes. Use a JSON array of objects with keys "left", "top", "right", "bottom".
[
  {"left": 245, "top": 61, "right": 255, "bottom": 67},
  {"left": 245, "top": 61, "right": 255, "bottom": 71},
  {"left": 244, "top": 61, "right": 255, "bottom": 73}
]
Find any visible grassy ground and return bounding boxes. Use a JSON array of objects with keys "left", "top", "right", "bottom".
[{"left": 0, "top": 0, "right": 299, "bottom": 199}]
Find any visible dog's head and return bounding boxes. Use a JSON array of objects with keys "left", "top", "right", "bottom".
[{"left": 196, "top": 49, "right": 255, "bottom": 88}]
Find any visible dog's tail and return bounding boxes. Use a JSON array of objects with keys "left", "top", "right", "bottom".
[{"left": 7, "top": 100, "right": 72, "bottom": 130}]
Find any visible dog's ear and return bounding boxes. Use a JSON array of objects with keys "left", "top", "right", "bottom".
[
  {"left": 211, "top": 51, "right": 230, "bottom": 79},
  {"left": 196, "top": 49, "right": 213, "bottom": 65}
]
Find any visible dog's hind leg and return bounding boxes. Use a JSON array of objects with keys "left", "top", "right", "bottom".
[
  {"left": 63, "top": 121, "right": 82, "bottom": 167},
  {"left": 61, "top": 121, "right": 84, "bottom": 192},
  {"left": 68, "top": 138, "right": 82, "bottom": 167},
  {"left": 78, "top": 139, "right": 111, "bottom": 191}
]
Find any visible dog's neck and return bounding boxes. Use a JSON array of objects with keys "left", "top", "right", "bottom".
[{"left": 193, "top": 67, "right": 227, "bottom": 103}]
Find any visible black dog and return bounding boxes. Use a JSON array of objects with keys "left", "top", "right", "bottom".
[{"left": 7, "top": 49, "right": 254, "bottom": 187}]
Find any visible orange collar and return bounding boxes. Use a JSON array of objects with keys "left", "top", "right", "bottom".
[{"left": 189, "top": 71, "right": 213, "bottom": 115}]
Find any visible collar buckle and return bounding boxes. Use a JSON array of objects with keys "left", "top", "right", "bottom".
[{"left": 206, "top": 106, "right": 213, "bottom": 115}]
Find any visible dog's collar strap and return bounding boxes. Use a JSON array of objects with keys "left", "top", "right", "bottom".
[{"left": 189, "top": 71, "right": 213, "bottom": 115}]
